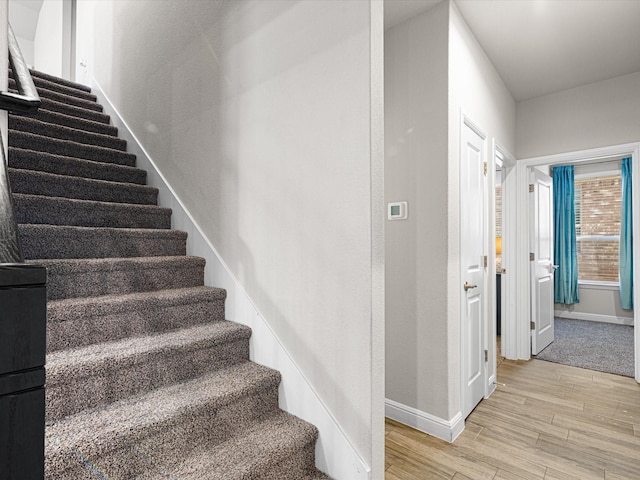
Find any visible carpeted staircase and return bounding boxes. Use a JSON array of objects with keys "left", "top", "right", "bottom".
[{"left": 7, "top": 69, "right": 330, "bottom": 479}]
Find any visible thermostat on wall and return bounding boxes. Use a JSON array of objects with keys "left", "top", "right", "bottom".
[{"left": 388, "top": 201, "right": 408, "bottom": 220}]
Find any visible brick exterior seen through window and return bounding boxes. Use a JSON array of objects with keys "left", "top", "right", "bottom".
[{"left": 575, "top": 175, "right": 621, "bottom": 282}]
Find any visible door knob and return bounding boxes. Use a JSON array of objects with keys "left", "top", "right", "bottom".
[
  {"left": 551, "top": 264, "right": 559, "bottom": 271},
  {"left": 464, "top": 281, "right": 477, "bottom": 291}
]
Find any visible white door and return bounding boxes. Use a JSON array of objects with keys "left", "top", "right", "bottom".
[
  {"left": 461, "top": 120, "right": 486, "bottom": 418},
  {"left": 530, "top": 169, "right": 555, "bottom": 355}
]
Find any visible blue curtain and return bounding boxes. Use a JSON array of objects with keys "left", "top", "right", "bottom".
[
  {"left": 553, "top": 166, "right": 580, "bottom": 304},
  {"left": 619, "top": 157, "right": 633, "bottom": 309}
]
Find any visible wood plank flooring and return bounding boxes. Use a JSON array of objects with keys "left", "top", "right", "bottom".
[{"left": 386, "top": 358, "right": 640, "bottom": 479}]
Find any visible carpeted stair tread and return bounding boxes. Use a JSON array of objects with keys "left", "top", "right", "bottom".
[
  {"left": 164, "top": 411, "right": 320, "bottom": 480},
  {"left": 9, "top": 147, "right": 146, "bottom": 184},
  {"left": 19, "top": 224, "right": 187, "bottom": 259},
  {"left": 14, "top": 193, "right": 171, "bottom": 229},
  {"left": 9, "top": 168, "right": 158, "bottom": 205},
  {"left": 25, "top": 108, "right": 118, "bottom": 136},
  {"left": 38, "top": 96, "right": 111, "bottom": 124},
  {"left": 47, "top": 286, "right": 226, "bottom": 351},
  {"left": 9, "top": 75, "right": 97, "bottom": 102},
  {"left": 46, "top": 321, "right": 252, "bottom": 420},
  {"left": 16, "top": 67, "right": 93, "bottom": 93},
  {"left": 45, "top": 361, "right": 282, "bottom": 478},
  {"left": 31, "top": 256, "right": 206, "bottom": 300},
  {"left": 9, "top": 116, "right": 126, "bottom": 150},
  {"left": 9, "top": 130, "right": 136, "bottom": 167},
  {"left": 9, "top": 130, "right": 136, "bottom": 166}
]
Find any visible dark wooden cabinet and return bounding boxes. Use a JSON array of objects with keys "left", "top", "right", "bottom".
[{"left": 0, "top": 264, "right": 46, "bottom": 480}]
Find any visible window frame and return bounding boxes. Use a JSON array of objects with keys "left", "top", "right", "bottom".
[{"left": 573, "top": 168, "right": 622, "bottom": 285}]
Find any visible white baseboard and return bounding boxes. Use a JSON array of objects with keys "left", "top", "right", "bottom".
[
  {"left": 92, "top": 80, "right": 370, "bottom": 480},
  {"left": 486, "top": 375, "right": 497, "bottom": 396},
  {"left": 385, "top": 399, "right": 464, "bottom": 443},
  {"left": 554, "top": 310, "right": 634, "bottom": 326}
]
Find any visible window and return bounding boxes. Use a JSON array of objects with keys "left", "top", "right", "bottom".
[{"left": 574, "top": 174, "right": 621, "bottom": 282}]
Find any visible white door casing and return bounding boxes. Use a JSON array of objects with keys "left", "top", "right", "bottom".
[
  {"left": 530, "top": 169, "right": 555, "bottom": 355},
  {"left": 460, "top": 117, "right": 486, "bottom": 418}
]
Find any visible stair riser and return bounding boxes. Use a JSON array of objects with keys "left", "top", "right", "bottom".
[
  {"left": 46, "top": 337, "right": 251, "bottom": 421},
  {"left": 10, "top": 116, "right": 126, "bottom": 151},
  {"left": 9, "top": 131, "right": 136, "bottom": 167},
  {"left": 46, "top": 384, "right": 280, "bottom": 479},
  {"left": 48, "top": 297, "right": 225, "bottom": 352},
  {"left": 9, "top": 148, "right": 147, "bottom": 185},
  {"left": 30, "top": 109, "right": 118, "bottom": 136},
  {"left": 9, "top": 75, "right": 97, "bottom": 102},
  {"left": 263, "top": 441, "right": 319, "bottom": 480},
  {"left": 42, "top": 260, "right": 205, "bottom": 300},
  {"left": 10, "top": 168, "right": 157, "bottom": 205},
  {"left": 39, "top": 97, "right": 110, "bottom": 124},
  {"left": 20, "top": 227, "right": 186, "bottom": 260},
  {"left": 14, "top": 195, "right": 171, "bottom": 230}
]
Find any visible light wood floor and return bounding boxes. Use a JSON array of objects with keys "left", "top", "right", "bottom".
[{"left": 386, "top": 358, "right": 640, "bottom": 479}]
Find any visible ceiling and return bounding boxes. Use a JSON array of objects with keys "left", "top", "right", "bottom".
[{"left": 385, "top": 0, "right": 640, "bottom": 102}]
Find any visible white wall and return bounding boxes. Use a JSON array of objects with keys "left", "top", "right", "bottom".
[
  {"left": 385, "top": 1, "right": 450, "bottom": 422},
  {"left": 517, "top": 72, "right": 640, "bottom": 159},
  {"left": 9, "top": 0, "right": 39, "bottom": 67},
  {"left": 76, "top": 0, "right": 383, "bottom": 474},
  {"left": 33, "top": 0, "right": 62, "bottom": 76},
  {"left": 555, "top": 285, "right": 634, "bottom": 324}
]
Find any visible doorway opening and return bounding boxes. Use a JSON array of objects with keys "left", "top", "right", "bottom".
[
  {"left": 509, "top": 143, "right": 640, "bottom": 382},
  {"left": 534, "top": 158, "right": 634, "bottom": 377}
]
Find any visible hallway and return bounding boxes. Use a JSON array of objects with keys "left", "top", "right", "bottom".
[{"left": 385, "top": 359, "right": 640, "bottom": 479}]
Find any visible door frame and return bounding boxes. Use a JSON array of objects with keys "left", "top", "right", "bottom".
[
  {"left": 459, "top": 113, "right": 489, "bottom": 417},
  {"left": 493, "top": 143, "right": 517, "bottom": 362},
  {"left": 511, "top": 142, "right": 640, "bottom": 382}
]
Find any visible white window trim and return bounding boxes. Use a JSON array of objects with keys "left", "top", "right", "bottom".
[{"left": 577, "top": 280, "right": 619, "bottom": 291}]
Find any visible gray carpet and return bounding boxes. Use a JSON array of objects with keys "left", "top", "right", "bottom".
[
  {"left": 9, "top": 68, "right": 329, "bottom": 479},
  {"left": 536, "top": 318, "right": 635, "bottom": 377}
]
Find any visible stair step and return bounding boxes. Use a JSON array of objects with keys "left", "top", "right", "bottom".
[
  {"left": 45, "top": 362, "right": 281, "bottom": 479},
  {"left": 47, "top": 286, "right": 226, "bottom": 352},
  {"left": 9, "top": 168, "right": 157, "bottom": 205},
  {"left": 46, "top": 321, "right": 252, "bottom": 421},
  {"left": 38, "top": 95, "right": 110, "bottom": 124},
  {"left": 9, "top": 130, "right": 136, "bottom": 166},
  {"left": 13, "top": 81, "right": 102, "bottom": 111},
  {"left": 164, "top": 411, "right": 320, "bottom": 480},
  {"left": 9, "top": 116, "right": 126, "bottom": 150},
  {"left": 30, "top": 256, "right": 205, "bottom": 300},
  {"left": 24, "top": 108, "right": 118, "bottom": 136},
  {"left": 19, "top": 224, "right": 187, "bottom": 260},
  {"left": 14, "top": 194, "right": 171, "bottom": 229},
  {"left": 9, "top": 74, "right": 97, "bottom": 102},
  {"left": 24, "top": 68, "right": 92, "bottom": 93},
  {"left": 8, "top": 147, "right": 146, "bottom": 185}
]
